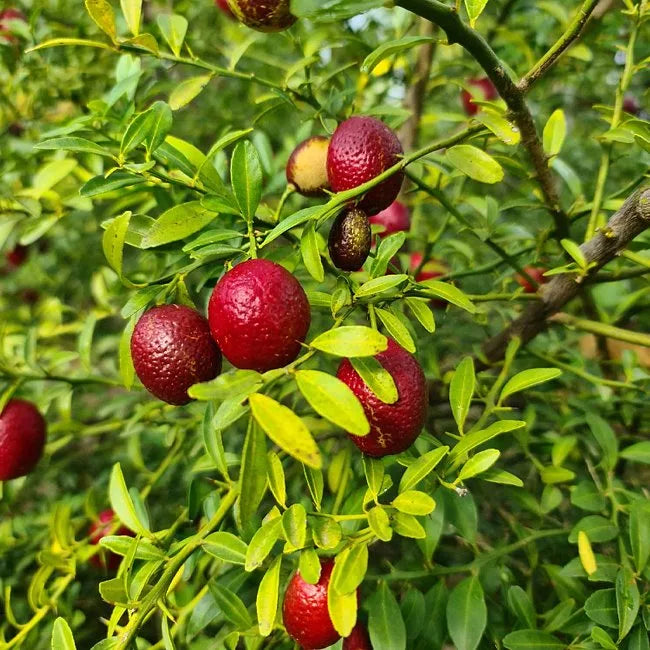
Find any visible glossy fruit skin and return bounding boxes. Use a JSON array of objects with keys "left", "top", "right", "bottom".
[
  {"left": 410, "top": 252, "right": 447, "bottom": 308},
  {"left": 328, "top": 208, "right": 371, "bottom": 272},
  {"left": 343, "top": 622, "right": 373, "bottom": 649},
  {"left": 215, "top": 0, "right": 235, "bottom": 18},
  {"left": 226, "top": 0, "right": 296, "bottom": 32},
  {"left": 515, "top": 266, "right": 547, "bottom": 293},
  {"left": 286, "top": 136, "right": 330, "bottom": 197},
  {"left": 337, "top": 339, "right": 427, "bottom": 457},
  {"left": 0, "top": 399, "right": 46, "bottom": 481},
  {"left": 6, "top": 244, "right": 27, "bottom": 268},
  {"left": 208, "top": 259, "right": 311, "bottom": 372},
  {"left": 327, "top": 116, "right": 404, "bottom": 217},
  {"left": 88, "top": 509, "right": 134, "bottom": 571},
  {"left": 369, "top": 200, "right": 410, "bottom": 237},
  {"left": 283, "top": 559, "right": 340, "bottom": 649},
  {"left": 461, "top": 77, "right": 498, "bottom": 116},
  {"left": 131, "top": 305, "right": 222, "bottom": 406}
]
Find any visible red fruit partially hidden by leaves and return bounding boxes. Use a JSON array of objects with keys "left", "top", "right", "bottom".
[
  {"left": 208, "top": 259, "right": 311, "bottom": 372},
  {"left": 461, "top": 77, "right": 498, "bottom": 116},
  {"left": 283, "top": 559, "right": 340, "bottom": 649},
  {"left": 226, "top": 0, "right": 296, "bottom": 31},
  {"left": 131, "top": 305, "right": 222, "bottom": 406},
  {"left": 327, "top": 116, "right": 404, "bottom": 216},
  {"left": 515, "top": 266, "right": 547, "bottom": 293},
  {"left": 6, "top": 244, "right": 27, "bottom": 268},
  {"left": 623, "top": 95, "right": 640, "bottom": 115},
  {"left": 286, "top": 136, "right": 330, "bottom": 197},
  {"left": 410, "top": 252, "right": 447, "bottom": 308},
  {"left": 215, "top": 0, "right": 235, "bottom": 18},
  {"left": 88, "top": 509, "right": 134, "bottom": 571},
  {"left": 344, "top": 622, "right": 373, "bottom": 649},
  {"left": 0, "top": 399, "right": 46, "bottom": 481},
  {"left": 337, "top": 339, "right": 427, "bottom": 457},
  {"left": 0, "top": 8, "right": 26, "bottom": 42},
  {"left": 369, "top": 201, "right": 410, "bottom": 237}
]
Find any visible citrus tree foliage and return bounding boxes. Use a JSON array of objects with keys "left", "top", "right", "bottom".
[{"left": 1, "top": 0, "right": 650, "bottom": 648}]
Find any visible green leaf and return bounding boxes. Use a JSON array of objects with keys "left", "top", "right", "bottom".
[
  {"left": 300, "top": 221, "right": 325, "bottom": 282},
  {"left": 102, "top": 211, "right": 131, "bottom": 282},
  {"left": 448, "top": 420, "right": 525, "bottom": 461},
  {"left": 249, "top": 394, "right": 322, "bottom": 469},
  {"left": 399, "top": 447, "right": 448, "bottom": 492},
  {"left": 157, "top": 14, "right": 187, "bottom": 56},
  {"left": 121, "top": 110, "right": 157, "bottom": 155},
  {"left": 295, "top": 370, "right": 369, "bottom": 436},
  {"left": 303, "top": 465, "right": 324, "bottom": 511},
  {"left": 238, "top": 421, "right": 267, "bottom": 528},
  {"left": 392, "top": 512, "right": 426, "bottom": 539},
  {"left": 591, "top": 626, "right": 618, "bottom": 650},
  {"left": 350, "top": 356, "right": 398, "bottom": 404},
  {"left": 266, "top": 451, "right": 286, "bottom": 508},
  {"left": 404, "top": 298, "right": 435, "bottom": 333},
  {"left": 120, "top": 0, "right": 142, "bottom": 36},
  {"left": 416, "top": 280, "right": 477, "bottom": 313},
  {"left": 476, "top": 110, "right": 520, "bottom": 145},
  {"left": 446, "top": 576, "right": 487, "bottom": 650},
  {"left": 620, "top": 441, "right": 650, "bottom": 464},
  {"left": 209, "top": 583, "right": 253, "bottom": 630},
  {"left": 628, "top": 626, "right": 650, "bottom": 650},
  {"left": 261, "top": 206, "right": 324, "bottom": 248},
  {"left": 312, "top": 517, "right": 342, "bottom": 549},
  {"left": 256, "top": 555, "right": 281, "bottom": 637},
  {"left": 585, "top": 589, "right": 618, "bottom": 628},
  {"left": 108, "top": 463, "right": 149, "bottom": 537},
  {"left": 245, "top": 517, "right": 282, "bottom": 572},
  {"left": 457, "top": 449, "right": 500, "bottom": 481},
  {"left": 35, "top": 137, "right": 112, "bottom": 157},
  {"left": 560, "top": 238, "right": 588, "bottom": 269},
  {"left": 119, "top": 316, "right": 136, "bottom": 389},
  {"left": 500, "top": 368, "right": 562, "bottom": 404},
  {"left": 392, "top": 491, "right": 436, "bottom": 516},
  {"left": 52, "top": 617, "right": 77, "bottom": 650},
  {"left": 368, "top": 582, "right": 406, "bottom": 650},
  {"left": 569, "top": 516, "right": 618, "bottom": 543},
  {"left": 231, "top": 141, "right": 263, "bottom": 222},
  {"left": 374, "top": 307, "right": 415, "bottom": 353},
  {"left": 169, "top": 75, "right": 212, "bottom": 111},
  {"left": 328, "top": 586, "right": 357, "bottom": 637},
  {"left": 449, "top": 357, "right": 475, "bottom": 434},
  {"left": 355, "top": 274, "right": 408, "bottom": 299},
  {"left": 202, "top": 532, "right": 248, "bottom": 565},
  {"left": 543, "top": 108, "right": 566, "bottom": 157},
  {"left": 363, "top": 456, "right": 384, "bottom": 498},
  {"left": 616, "top": 567, "right": 639, "bottom": 641},
  {"left": 85, "top": 0, "right": 117, "bottom": 42},
  {"left": 445, "top": 145, "right": 504, "bottom": 184},
  {"left": 282, "top": 504, "right": 307, "bottom": 550},
  {"left": 140, "top": 201, "right": 215, "bottom": 248},
  {"left": 481, "top": 468, "right": 524, "bottom": 487},
  {"left": 99, "top": 536, "right": 164, "bottom": 561},
  {"left": 311, "top": 326, "right": 388, "bottom": 358},
  {"left": 332, "top": 544, "right": 368, "bottom": 595},
  {"left": 586, "top": 413, "right": 618, "bottom": 471},
  {"left": 507, "top": 586, "right": 536, "bottom": 629},
  {"left": 629, "top": 500, "right": 650, "bottom": 573},
  {"left": 80, "top": 172, "right": 146, "bottom": 197},
  {"left": 143, "top": 102, "right": 173, "bottom": 154},
  {"left": 189, "top": 370, "right": 262, "bottom": 402},
  {"left": 298, "top": 548, "right": 322, "bottom": 584},
  {"left": 361, "top": 36, "right": 435, "bottom": 74},
  {"left": 368, "top": 506, "right": 392, "bottom": 541},
  {"left": 464, "top": 0, "right": 489, "bottom": 26},
  {"left": 503, "top": 630, "right": 565, "bottom": 649}
]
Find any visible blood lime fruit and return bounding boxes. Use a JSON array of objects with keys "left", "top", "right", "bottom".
[
  {"left": 6, "top": 244, "right": 27, "bottom": 269},
  {"left": 208, "top": 259, "right": 311, "bottom": 372},
  {"left": 0, "top": 399, "right": 46, "bottom": 481},
  {"left": 327, "top": 116, "right": 404, "bottom": 216},
  {"left": 411, "top": 252, "right": 448, "bottom": 308},
  {"left": 286, "top": 136, "right": 330, "bottom": 197},
  {"left": 328, "top": 208, "right": 371, "bottom": 272},
  {"left": 343, "top": 622, "right": 373, "bottom": 649},
  {"left": 131, "top": 305, "right": 222, "bottom": 406},
  {"left": 515, "top": 266, "right": 547, "bottom": 293},
  {"left": 0, "top": 8, "right": 26, "bottom": 43},
  {"left": 88, "top": 509, "right": 135, "bottom": 571},
  {"left": 226, "top": 0, "right": 296, "bottom": 31},
  {"left": 461, "top": 77, "right": 498, "bottom": 116},
  {"left": 369, "top": 200, "right": 410, "bottom": 237},
  {"left": 283, "top": 559, "right": 341, "bottom": 649},
  {"left": 215, "top": 0, "right": 235, "bottom": 18},
  {"left": 337, "top": 339, "right": 427, "bottom": 457}
]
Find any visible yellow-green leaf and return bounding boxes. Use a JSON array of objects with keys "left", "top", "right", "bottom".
[{"left": 445, "top": 145, "right": 504, "bottom": 184}]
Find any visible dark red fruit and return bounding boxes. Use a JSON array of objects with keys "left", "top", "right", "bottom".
[
  {"left": 286, "top": 136, "right": 330, "bottom": 197},
  {"left": 623, "top": 95, "right": 640, "bottom": 115},
  {"left": 88, "top": 509, "right": 134, "bottom": 571},
  {"left": 0, "top": 399, "right": 46, "bottom": 481},
  {"left": 337, "top": 339, "right": 427, "bottom": 457},
  {"left": 131, "top": 305, "right": 222, "bottom": 406},
  {"left": 283, "top": 559, "right": 340, "bottom": 649},
  {"left": 215, "top": 0, "right": 235, "bottom": 18},
  {"left": 369, "top": 201, "right": 410, "bottom": 237},
  {"left": 515, "top": 266, "right": 547, "bottom": 293},
  {"left": 0, "top": 8, "right": 26, "bottom": 43},
  {"left": 6, "top": 244, "right": 27, "bottom": 268},
  {"left": 344, "top": 622, "right": 373, "bottom": 649},
  {"left": 411, "top": 252, "right": 447, "bottom": 308},
  {"left": 226, "top": 0, "right": 296, "bottom": 31},
  {"left": 328, "top": 208, "right": 371, "bottom": 272},
  {"left": 327, "top": 116, "right": 404, "bottom": 217},
  {"left": 461, "top": 77, "right": 498, "bottom": 116},
  {"left": 8, "top": 123, "right": 24, "bottom": 136},
  {"left": 208, "top": 259, "right": 311, "bottom": 372}
]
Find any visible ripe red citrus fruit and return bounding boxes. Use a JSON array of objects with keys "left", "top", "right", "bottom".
[
  {"left": 328, "top": 208, "right": 371, "bottom": 272},
  {"left": 286, "top": 136, "right": 330, "bottom": 197},
  {"left": 327, "top": 116, "right": 404, "bottom": 216},
  {"left": 0, "top": 399, "right": 46, "bottom": 481},
  {"left": 411, "top": 252, "right": 448, "bottom": 308},
  {"left": 337, "top": 339, "right": 427, "bottom": 457},
  {"left": 623, "top": 95, "right": 640, "bottom": 115},
  {"left": 515, "top": 266, "right": 547, "bottom": 293},
  {"left": 226, "top": 0, "right": 296, "bottom": 31},
  {"left": 283, "top": 559, "right": 341, "bottom": 649},
  {"left": 88, "top": 509, "right": 134, "bottom": 571},
  {"left": 369, "top": 200, "right": 410, "bottom": 237},
  {"left": 0, "top": 8, "right": 25, "bottom": 43},
  {"left": 131, "top": 304, "right": 222, "bottom": 405},
  {"left": 208, "top": 259, "right": 311, "bottom": 372},
  {"left": 461, "top": 77, "right": 498, "bottom": 116},
  {"left": 344, "top": 622, "right": 373, "bottom": 649},
  {"left": 6, "top": 244, "right": 27, "bottom": 268}
]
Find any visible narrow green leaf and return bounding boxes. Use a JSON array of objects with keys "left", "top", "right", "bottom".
[
  {"left": 85, "top": 0, "right": 117, "bottom": 42},
  {"left": 245, "top": 518, "right": 282, "bottom": 572},
  {"left": 120, "top": 0, "right": 142, "bottom": 36},
  {"left": 368, "top": 583, "right": 406, "bottom": 650},
  {"left": 445, "top": 145, "right": 504, "bottom": 184},
  {"left": 503, "top": 630, "right": 565, "bottom": 650},
  {"left": 238, "top": 421, "right": 267, "bottom": 528},
  {"left": 300, "top": 221, "right": 324, "bottom": 282},
  {"left": 374, "top": 307, "right": 415, "bottom": 353},
  {"left": 52, "top": 617, "right": 77, "bottom": 650},
  {"left": 620, "top": 441, "right": 650, "bottom": 464},
  {"left": 615, "top": 567, "right": 639, "bottom": 640},
  {"left": 141, "top": 201, "right": 215, "bottom": 248},
  {"left": 404, "top": 297, "right": 435, "bottom": 333},
  {"left": 392, "top": 491, "right": 436, "bottom": 516},
  {"left": 209, "top": 583, "right": 253, "bottom": 630},
  {"left": 457, "top": 449, "right": 500, "bottom": 482},
  {"left": 311, "top": 326, "right": 388, "bottom": 358},
  {"left": 157, "top": 14, "right": 187, "bottom": 57},
  {"left": 35, "top": 137, "right": 112, "bottom": 156},
  {"left": 449, "top": 357, "right": 475, "bottom": 434},
  {"left": 256, "top": 555, "right": 282, "bottom": 636},
  {"left": 350, "top": 356, "right": 398, "bottom": 404},
  {"left": 202, "top": 532, "right": 248, "bottom": 565},
  {"left": 416, "top": 279, "right": 477, "bottom": 313},
  {"left": 282, "top": 504, "right": 307, "bottom": 550},
  {"left": 500, "top": 368, "right": 562, "bottom": 404},
  {"left": 231, "top": 141, "right": 263, "bottom": 222},
  {"left": 361, "top": 36, "right": 435, "bottom": 74},
  {"left": 543, "top": 108, "right": 566, "bottom": 157},
  {"left": 332, "top": 544, "right": 368, "bottom": 595},
  {"left": 108, "top": 463, "right": 149, "bottom": 537},
  {"left": 446, "top": 576, "right": 486, "bottom": 650},
  {"left": 464, "top": 0, "right": 489, "bottom": 26},
  {"left": 399, "top": 447, "right": 449, "bottom": 492}
]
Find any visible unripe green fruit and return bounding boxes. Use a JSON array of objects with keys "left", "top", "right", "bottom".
[
  {"left": 226, "top": 0, "right": 296, "bottom": 32},
  {"left": 328, "top": 208, "right": 371, "bottom": 272}
]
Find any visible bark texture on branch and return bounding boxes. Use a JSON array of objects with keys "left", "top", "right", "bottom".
[{"left": 481, "top": 187, "right": 650, "bottom": 365}]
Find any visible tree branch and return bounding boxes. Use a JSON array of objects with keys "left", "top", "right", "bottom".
[{"left": 481, "top": 187, "right": 650, "bottom": 365}]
